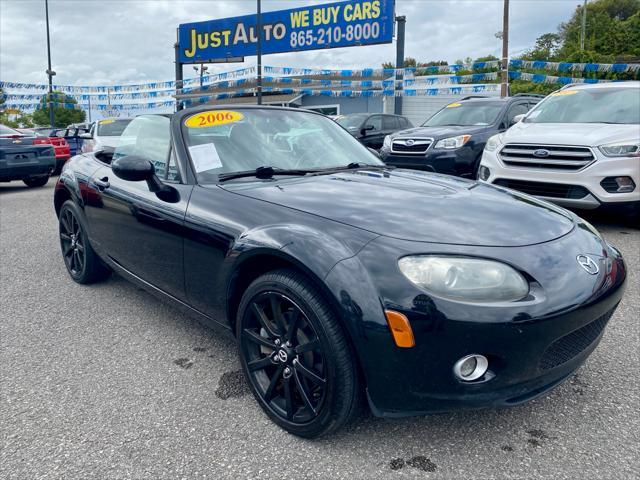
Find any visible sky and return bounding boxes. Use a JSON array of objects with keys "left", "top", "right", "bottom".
[{"left": 0, "top": 0, "right": 579, "bottom": 87}]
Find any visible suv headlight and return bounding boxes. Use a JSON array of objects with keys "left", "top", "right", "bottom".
[
  {"left": 484, "top": 134, "right": 503, "bottom": 152},
  {"left": 599, "top": 142, "right": 640, "bottom": 157},
  {"left": 383, "top": 135, "right": 392, "bottom": 149},
  {"left": 398, "top": 256, "right": 529, "bottom": 303},
  {"left": 434, "top": 135, "right": 471, "bottom": 150}
]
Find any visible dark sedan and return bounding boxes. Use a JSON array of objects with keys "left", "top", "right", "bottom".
[
  {"left": 336, "top": 113, "right": 412, "bottom": 150},
  {"left": 1, "top": 124, "right": 56, "bottom": 187},
  {"left": 380, "top": 95, "right": 541, "bottom": 178},
  {"left": 54, "top": 106, "right": 626, "bottom": 438}
]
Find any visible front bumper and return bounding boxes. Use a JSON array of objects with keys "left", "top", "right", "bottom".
[
  {"left": 380, "top": 146, "right": 479, "bottom": 178},
  {"left": 324, "top": 226, "right": 626, "bottom": 416},
  {"left": 480, "top": 148, "right": 640, "bottom": 209}
]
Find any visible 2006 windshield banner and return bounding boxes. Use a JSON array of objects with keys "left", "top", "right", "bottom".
[{"left": 178, "top": 0, "right": 395, "bottom": 63}]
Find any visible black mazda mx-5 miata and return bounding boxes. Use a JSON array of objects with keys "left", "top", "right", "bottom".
[{"left": 54, "top": 106, "right": 626, "bottom": 438}]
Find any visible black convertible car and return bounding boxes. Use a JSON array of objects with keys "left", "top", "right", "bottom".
[{"left": 54, "top": 106, "right": 626, "bottom": 438}]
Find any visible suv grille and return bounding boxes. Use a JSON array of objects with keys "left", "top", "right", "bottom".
[
  {"left": 499, "top": 144, "right": 594, "bottom": 171},
  {"left": 391, "top": 139, "right": 432, "bottom": 155},
  {"left": 493, "top": 179, "right": 590, "bottom": 199},
  {"left": 539, "top": 308, "right": 615, "bottom": 370}
]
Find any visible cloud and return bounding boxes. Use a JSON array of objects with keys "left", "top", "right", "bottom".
[{"left": 0, "top": 0, "right": 578, "bottom": 87}]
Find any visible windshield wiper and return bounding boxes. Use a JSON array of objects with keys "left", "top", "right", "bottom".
[{"left": 218, "top": 166, "right": 317, "bottom": 182}]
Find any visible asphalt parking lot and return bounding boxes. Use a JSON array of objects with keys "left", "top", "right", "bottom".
[{"left": 1, "top": 179, "right": 638, "bottom": 480}]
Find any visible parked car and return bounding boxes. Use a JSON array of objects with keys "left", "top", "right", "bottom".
[
  {"left": 56, "top": 126, "right": 89, "bottom": 156},
  {"left": 479, "top": 82, "right": 640, "bottom": 217},
  {"left": 55, "top": 106, "right": 626, "bottom": 438},
  {"left": 336, "top": 113, "right": 413, "bottom": 150},
  {"left": 0, "top": 124, "right": 56, "bottom": 187},
  {"left": 380, "top": 94, "right": 543, "bottom": 178},
  {"left": 80, "top": 118, "right": 133, "bottom": 153},
  {"left": 33, "top": 128, "right": 71, "bottom": 174}
]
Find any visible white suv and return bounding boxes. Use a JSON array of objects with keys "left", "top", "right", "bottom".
[{"left": 478, "top": 82, "right": 639, "bottom": 216}]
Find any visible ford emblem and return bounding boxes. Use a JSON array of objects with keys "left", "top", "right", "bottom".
[{"left": 533, "top": 149, "right": 550, "bottom": 158}]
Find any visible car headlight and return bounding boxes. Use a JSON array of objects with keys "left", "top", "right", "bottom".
[
  {"left": 484, "top": 134, "right": 503, "bottom": 152},
  {"left": 383, "top": 135, "right": 392, "bottom": 149},
  {"left": 398, "top": 256, "right": 529, "bottom": 303},
  {"left": 434, "top": 135, "right": 471, "bottom": 150},
  {"left": 599, "top": 142, "right": 640, "bottom": 157}
]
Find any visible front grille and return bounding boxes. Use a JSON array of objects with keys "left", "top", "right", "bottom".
[
  {"left": 539, "top": 308, "right": 615, "bottom": 370},
  {"left": 499, "top": 144, "right": 595, "bottom": 171},
  {"left": 391, "top": 138, "right": 432, "bottom": 155},
  {"left": 493, "top": 179, "right": 590, "bottom": 199}
]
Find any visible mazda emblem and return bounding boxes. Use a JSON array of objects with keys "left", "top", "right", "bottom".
[
  {"left": 576, "top": 255, "right": 599, "bottom": 275},
  {"left": 533, "top": 149, "right": 550, "bottom": 158}
]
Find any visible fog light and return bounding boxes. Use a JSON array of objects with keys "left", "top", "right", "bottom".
[
  {"left": 478, "top": 166, "right": 490, "bottom": 181},
  {"left": 601, "top": 176, "right": 636, "bottom": 193},
  {"left": 453, "top": 354, "right": 489, "bottom": 381}
]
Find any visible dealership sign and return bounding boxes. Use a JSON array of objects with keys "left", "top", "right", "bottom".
[{"left": 178, "top": 0, "right": 395, "bottom": 63}]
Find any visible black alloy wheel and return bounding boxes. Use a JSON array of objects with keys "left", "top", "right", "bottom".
[
  {"left": 60, "top": 206, "right": 86, "bottom": 278},
  {"left": 58, "top": 200, "right": 110, "bottom": 284},
  {"left": 237, "top": 269, "right": 361, "bottom": 438}
]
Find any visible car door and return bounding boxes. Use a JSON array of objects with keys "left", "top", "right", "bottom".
[
  {"left": 360, "top": 115, "right": 384, "bottom": 149},
  {"left": 84, "top": 115, "right": 193, "bottom": 300}
]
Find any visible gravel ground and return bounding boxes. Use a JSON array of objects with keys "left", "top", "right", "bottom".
[{"left": 1, "top": 179, "right": 638, "bottom": 480}]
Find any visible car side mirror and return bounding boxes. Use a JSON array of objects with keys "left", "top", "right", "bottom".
[
  {"left": 361, "top": 124, "right": 375, "bottom": 135},
  {"left": 112, "top": 155, "right": 179, "bottom": 202},
  {"left": 367, "top": 147, "right": 381, "bottom": 158},
  {"left": 510, "top": 114, "right": 525, "bottom": 126},
  {"left": 79, "top": 132, "right": 92, "bottom": 139}
]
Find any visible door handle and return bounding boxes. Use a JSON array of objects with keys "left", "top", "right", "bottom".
[{"left": 94, "top": 176, "right": 110, "bottom": 191}]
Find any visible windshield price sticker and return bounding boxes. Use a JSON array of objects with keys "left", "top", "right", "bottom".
[
  {"left": 551, "top": 90, "right": 579, "bottom": 97},
  {"left": 185, "top": 110, "right": 244, "bottom": 128},
  {"left": 446, "top": 103, "right": 462, "bottom": 108},
  {"left": 100, "top": 119, "right": 115, "bottom": 125}
]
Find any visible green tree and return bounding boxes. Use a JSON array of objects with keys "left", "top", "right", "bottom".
[{"left": 31, "top": 91, "right": 86, "bottom": 127}]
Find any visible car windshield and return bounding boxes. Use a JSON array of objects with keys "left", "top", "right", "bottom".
[
  {"left": 182, "top": 108, "right": 384, "bottom": 182},
  {"left": 97, "top": 119, "right": 132, "bottom": 136},
  {"left": 0, "top": 125, "right": 21, "bottom": 136},
  {"left": 423, "top": 102, "right": 504, "bottom": 127},
  {"left": 336, "top": 114, "right": 368, "bottom": 129},
  {"left": 525, "top": 87, "right": 640, "bottom": 124}
]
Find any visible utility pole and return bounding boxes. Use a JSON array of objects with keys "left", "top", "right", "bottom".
[
  {"left": 256, "top": 0, "right": 263, "bottom": 105},
  {"left": 500, "top": 0, "right": 510, "bottom": 98},
  {"left": 174, "top": 38, "right": 183, "bottom": 111},
  {"left": 45, "top": 0, "right": 55, "bottom": 127},
  {"left": 394, "top": 16, "right": 406, "bottom": 115},
  {"left": 580, "top": 0, "right": 587, "bottom": 51}
]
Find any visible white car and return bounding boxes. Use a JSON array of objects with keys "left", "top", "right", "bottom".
[
  {"left": 80, "top": 118, "right": 133, "bottom": 153},
  {"left": 479, "top": 82, "right": 639, "bottom": 216}
]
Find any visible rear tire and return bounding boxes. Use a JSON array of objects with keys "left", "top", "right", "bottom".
[
  {"left": 236, "top": 268, "right": 361, "bottom": 438},
  {"left": 23, "top": 175, "right": 49, "bottom": 188},
  {"left": 59, "top": 200, "right": 111, "bottom": 284}
]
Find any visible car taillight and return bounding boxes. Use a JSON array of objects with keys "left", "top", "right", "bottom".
[{"left": 33, "top": 138, "right": 51, "bottom": 145}]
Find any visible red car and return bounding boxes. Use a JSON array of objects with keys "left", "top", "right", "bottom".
[{"left": 33, "top": 128, "right": 71, "bottom": 174}]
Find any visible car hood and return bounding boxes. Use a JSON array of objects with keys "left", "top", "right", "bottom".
[
  {"left": 504, "top": 122, "right": 640, "bottom": 145},
  {"left": 390, "top": 124, "right": 491, "bottom": 140},
  {"left": 220, "top": 169, "right": 575, "bottom": 247}
]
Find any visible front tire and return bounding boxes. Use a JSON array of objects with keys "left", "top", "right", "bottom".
[
  {"left": 59, "top": 200, "right": 110, "bottom": 284},
  {"left": 23, "top": 175, "right": 49, "bottom": 188},
  {"left": 237, "top": 269, "right": 361, "bottom": 438}
]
